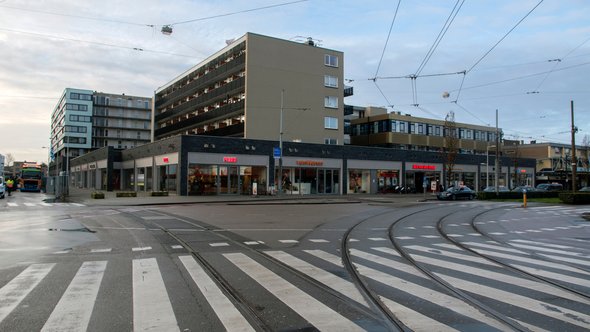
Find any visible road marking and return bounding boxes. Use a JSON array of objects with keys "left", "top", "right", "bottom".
[
  {"left": 267, "top": 250, "right": 370, "bottom": 308},
  {"left": 224, "top": 252, "right": 364, "bottom": 331},
  {"left": 509, "top": 242, "right": 588, "bottom": 259},
  {"left": 344, "top": 249, "right": 507, "bottom": 330},
  {"left": 510, "top": 239, "right": 576, "bottom": 250},
  {"left": 278, "top": 240, "right": 299, "bottom": 244},
  {"left": 209, "top": 242, "right": 230, "bottom": 247},
  {"left": 40, "top": 202, "right": 52, "bottom": 206},
  {"left": 41, "top": 261, "right": 107, "bottom": 332},
  {"left": 24, "top": 203, "right": 35, "bottom": 207},
  {"left": 421, "top": 235, "right": 439, "bottom": 238},
  {"left": 132, "top": 258, "right": 179, "bottom": 331},
  {"left": 7, "top": 202, "right": 17, "bottom": 207},
  {"left": 0, "top": 263, "right": 55, "bottom": 324},
  {"left": 488, "top": 232, "right": 506, "bottom": 235},
  {"left": 91, "top": 248, "right": 112, "bottom": 253},
  {"left": 70, "top": 203, "right": 85, "bottom": 207},
  {"left": 308, "top": 239, "right": 329, "bottom": 243},
  {"left": 171, "top": 245, "right": 183, "bottom": 249},
  {"left": 368, "top": 237, "right": 387, "bottom": 241},
  {"left": 53, "top": 249, "right": 72, "bottom": 254},
  {"left": 395, "top": 236, "right": 414, "bottom": 240},
  {"left": 141, "top": 216, "right": 178, "bottom": 220},
  {"left": 179, "top": 255, "right": 254, "bottom": 332},
  {"left": 132, "top": 246, "right": 152, "bottom": 252}
]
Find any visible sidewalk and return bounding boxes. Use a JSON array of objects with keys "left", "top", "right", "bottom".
[{"left": 61, "top": 187, "right": 437, "bottom": 206}]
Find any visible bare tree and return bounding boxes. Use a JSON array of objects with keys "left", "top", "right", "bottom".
[
  {"left": 5, "top": 153, "right": 15, "bottom": 175},
  {"left": 442, "top": 111, "right": 459, "bottom": 188}
]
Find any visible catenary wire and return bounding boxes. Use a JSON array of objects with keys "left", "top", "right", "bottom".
[
  {"left": 533, "top": 35, "right": 590, "bottom": 91},
  {"left": 415, "top": 0, "right": 465, "bottom": 76},
  {"left": 0, "top": 27, "right": 197, "bottom": 58},
  {"left": 373, "top": 0, "right": 401, "bottom": 78},
  {"left": 167, "top": 0, "right": 308, "bottom": 25}
]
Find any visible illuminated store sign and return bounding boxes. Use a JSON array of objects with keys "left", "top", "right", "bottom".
[
  {"left": 412, "top": 164, "right": 436, "bottom": 170},
  {"left": 163, "top": 157, "right": 169, "bottom": 163},
  {"left": 223, "top": 156, "right": 237, "bottom": 163},
  {"left": 296, "top": 160, "right": 324, "bottom": 166}
]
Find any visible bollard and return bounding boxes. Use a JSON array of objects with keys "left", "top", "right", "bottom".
[{"left": 522, "top": 190, "right": 527, "bottom": 208}]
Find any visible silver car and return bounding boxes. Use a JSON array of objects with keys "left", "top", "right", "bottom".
[{"left": 0, "top": 176, "right": 5, "bottom": 199}]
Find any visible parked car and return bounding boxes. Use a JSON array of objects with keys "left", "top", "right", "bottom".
[
  {"left": 579, "top": 186, "right": 590, "bottom": 192},
  {"left": 512, "top": 186, "right": 537, "bottom": 193},
  {"left": 437, "top": 186, "right": 476, "bottom": 200},
  {"left": 0, "top": 176, "right": 5, "bottom": 199},
  {"left": 482, "top": 186, "right": 510, "bottom": 192},
  {"left": 536, "top": 183, "right": 563, "bottom": 191}
]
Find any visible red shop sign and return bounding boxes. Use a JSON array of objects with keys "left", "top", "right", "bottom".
[
  {"left": 163, "top": 157, "right": 169, "bottom": 163},
  {"left": 412, "top": 164, "right": 436, "bottom": 170},
  {"left": 223, "top": 156, "right": 237, "bottom": 163}
]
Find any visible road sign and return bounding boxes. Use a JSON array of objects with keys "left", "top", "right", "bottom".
[{"left": 273, "top": 147, "right": 281, "bottom": 158}]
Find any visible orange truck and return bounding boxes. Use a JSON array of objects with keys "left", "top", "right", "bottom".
[{"left": 19, "top": 163, "right": 43, "bottom": 192}]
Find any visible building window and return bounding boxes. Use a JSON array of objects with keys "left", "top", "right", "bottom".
[
  {"left": 410, "top": 123, "right": 415, "bottom": 134},
  {"left": 435, "top": 126, "right": 441, "bottom": 136},
  {"left": 399, "top": 121, "right": 406, "bottom": 133},
  {"left": 324, "top": 117, "right": 338, "bottom": 129},
  {"left": 324, "top": 75, "right": 338, "bottom": 88},
  {"left": 324, "top": 54, "right": 338, "bottom": 67},
  {"left": 324, "top": 138, "right": 338, "bottom": 145},
  {"left": 418, "top": 124, "right": 424, "bottom": 134},
  {"left": 324, "top": 96, "right": 338, "bottom": 108}
]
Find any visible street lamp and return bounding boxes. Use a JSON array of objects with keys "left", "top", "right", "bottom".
[
  {"left": 277, "top": 89, "right": 308, "bottom": 195},
  {"left": 486, "top": 144, "right": 496, "bottom": 189}
]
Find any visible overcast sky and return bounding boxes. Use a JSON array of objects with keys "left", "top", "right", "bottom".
[{"left": 1, "top": 0, "right": 589, "bottom": 164}]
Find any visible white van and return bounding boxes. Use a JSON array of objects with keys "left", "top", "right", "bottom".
[{"left": 0, "top": 176, "right": 5, "bottom": 199}]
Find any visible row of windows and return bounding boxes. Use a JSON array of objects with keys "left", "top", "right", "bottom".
[
  {"left": 69, "top": 115, "right": 92, "bottom": 122},
  {"left": 352, "top": 120, "right": 497, "bottom": 141},
  {"left": 70, "top": 92, "right": 92, "bottom": 101},
  {"left": 64, "top": 136, "right": 87, "bottom": 144},
  {"left": 66, "top": 103, "right": 88, "bottom": 111},
  {"left": 65, "top": 125, "right": 87, "bottom": 133}
]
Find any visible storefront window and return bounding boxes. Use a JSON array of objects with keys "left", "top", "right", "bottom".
[
  {"left": 377, "top": 170, "right": 399, "bottom": 193},
  {"left": 159, "top": 164, "right": 177, "bottom": 192}
]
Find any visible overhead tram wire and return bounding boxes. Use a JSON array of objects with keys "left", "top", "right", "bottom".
[
  {"left": 533, "top": 35, "right": 590, "bottom": 92},
  {"left": 0, "top": 27, "right": 196, "bottom": 58},
  {"left": 453, "top": 0, "right": 544, "bottom": 101},
  {"left": 414, "top": 0, "right": 465, "bottom": 77},
  {"left": 165, "top": 0, "right": 308, "bottom": 26},
  {"left": 370, "top": 0, "right": 402, "bottom": 109},
  {"left": 373, "top": 0, "right": 401, "bottom": 79}
]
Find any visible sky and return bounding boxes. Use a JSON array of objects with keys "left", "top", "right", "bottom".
[{"left": 1, "top": 0, "right": 589, "bottom": 164}]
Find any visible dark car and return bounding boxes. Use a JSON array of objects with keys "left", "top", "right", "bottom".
[
  {"left": 437, "top": 186, "right": 475, "bottom": 200},
  {"left": 536, "top": 183, "right": 563, "bottom": 191},
  {"left": 512, "top": 186, "right": 537, "bottom": 193},
  {"left": 483, "top": 186, "right": 510, "bottom": 192}
]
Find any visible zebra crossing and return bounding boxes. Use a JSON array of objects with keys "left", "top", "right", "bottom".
[
  {"left": 3, "top": 202, "right": 86, "bottom": 208},
  {"left": 1, "top": 239, "right": 589, "bottom": 331}
]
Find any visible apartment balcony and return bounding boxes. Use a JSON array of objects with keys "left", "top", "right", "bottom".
[
  {"left": 344, "top": 85, "right": 354, "bottom": 98},
  {"left": 154, "top": 100, "right": 244, "bottom": 138},
  {"left": 156, "top": 55, "right": 245, "bottom": 109},
  {"left": 155, "top": 77, "right": 245, "bottom": 122}
]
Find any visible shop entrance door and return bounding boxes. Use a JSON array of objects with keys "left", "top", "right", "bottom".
[{"left": 219, "top": 166, "right": 239, "bottom": 194}]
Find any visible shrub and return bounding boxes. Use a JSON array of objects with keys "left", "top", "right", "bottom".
[
  {"left": 91, "top": 191, "right": 105, "bottom": 199},
  {"left": 558, "top": 192, "right": 590, "bottom": 205},
  {"left": 150, "top": 191, "right": 169, "bottom": 196}
]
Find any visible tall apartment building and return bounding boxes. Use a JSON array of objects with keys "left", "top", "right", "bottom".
[
  {"left": 154, "top": 32, "right": 345, "bottom": 145},
  {"left": 50, "top": 88, "right": 151, "bottom": 174},
  {"left": 349, "top": 107, "right": 501, "bottom": 154}
]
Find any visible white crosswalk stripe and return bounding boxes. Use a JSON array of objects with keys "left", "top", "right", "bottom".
[
  {"left": 0, "top": 263, "right": 55, "bottom": 324},
  {"left": 179, "top": 255, "right": 254, "bottom": 332},
  {"left": 223, "top": 252, "right": 365, "bottom": 331},
  {"left": 2, "top": 202, "right": 86, "bottom": 208},
  {"left": 41, "top": 261, "right": 107, "bottom": 332},
  {"left": 132, "top": 257, "right": 179, "bottom": 331}
]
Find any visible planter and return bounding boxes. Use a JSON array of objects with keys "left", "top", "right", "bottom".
[
  {"left": 91, "top": 192, "right": 105, "bottom": 199},
  {"left": 116, "top": 191, "right": 137, "bottom": 198},
  {"left": 151, "top": 191, "right": 169, "bottom": 197}
]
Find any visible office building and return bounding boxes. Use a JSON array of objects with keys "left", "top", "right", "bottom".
[{"left": 50, "top": 88, "right": 152, "bottom": 175}]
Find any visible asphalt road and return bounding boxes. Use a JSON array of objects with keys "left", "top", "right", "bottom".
[{"left": 0, "top": 191, "right": 589, "bottom": 331}]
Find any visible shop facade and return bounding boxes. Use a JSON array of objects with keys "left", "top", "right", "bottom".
[{"left": 69, "top": 135, "right": 536, "bottom": 196}]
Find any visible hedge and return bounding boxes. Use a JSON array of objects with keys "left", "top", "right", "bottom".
[
  {"left": 477, "top": 191, "right": 559, "bottom": 200},
  {"left": 558, "top": 192, "right": 590, "bottom": 205},
  {"left": 116, "top": 191, "right": 137, "bottom": 198}
]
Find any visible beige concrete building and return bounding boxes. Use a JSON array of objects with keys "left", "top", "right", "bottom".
[
  {"left": 349, "top": 107, "right": 500, "bottom": 154},
  {"left": 153, "top": 33, "right": 345, "bottom": 145}
]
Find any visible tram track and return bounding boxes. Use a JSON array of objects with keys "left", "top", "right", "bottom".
[{"left": 120, "top": 207, "right": 394, "bottom": 331}]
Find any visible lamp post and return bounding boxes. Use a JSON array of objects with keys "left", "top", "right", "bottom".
[
  {"left": 486, "top": 144, "right": 496, "bottom": 189},
  {"left": 276, "top": 89, "right": 308, "bottom": 195},
  {"left": 278, "top": 89, "right": 284, "bottom": 195}
]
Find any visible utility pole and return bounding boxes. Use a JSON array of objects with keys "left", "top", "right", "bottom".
[
  {"left": 495, "top": 109, "right": 500, "bottom": 195},
  {"left": 278, "top": 89, "right": 284, "bottom": 195},
  {"left": 571, "top": 100, "right": 577, "bottom": 192}
]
